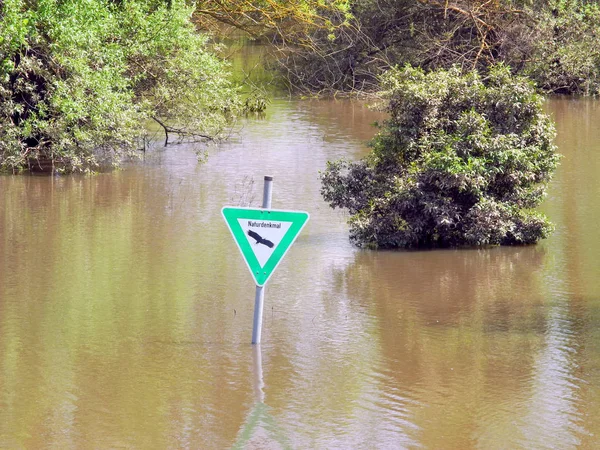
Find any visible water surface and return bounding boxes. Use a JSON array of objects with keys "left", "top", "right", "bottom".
[{"left": 1, "top": 97, "right": 600, "bottom": 449}]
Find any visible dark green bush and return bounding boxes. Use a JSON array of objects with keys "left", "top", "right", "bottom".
[{"left": 320, "top": 65, "right": 560, "bottom": 249}]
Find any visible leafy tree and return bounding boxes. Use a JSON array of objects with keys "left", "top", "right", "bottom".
[
  {"left": 274, "top": 0, "right": 600, "bottom": 96},
  {"left": 272, "top": 0, "right": 534, "bottom": 94},
  {"left": 0, "top": 0, "right": 240, "bottom": 173},
  {"left": 525, "top": 0, "right": 600, "bottom": 95},
  {"left": 320, "top": 65, "right": 559, "bottom": 249}
]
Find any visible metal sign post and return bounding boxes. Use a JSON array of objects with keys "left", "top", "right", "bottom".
[
  {"left": 252, "top": 176, "right": 272, "bottom": 344},
  {"left": 222, "top": 176, "right": 310, "bottom": 344}
]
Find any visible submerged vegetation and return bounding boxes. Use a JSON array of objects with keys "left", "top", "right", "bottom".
[
  {"left": 0, "top": 0, "right": 586, "bottom": 249},
  {"left": 1, "top": 0, "right": 593, "bottom": 174},
  {"left": 320, "top": 65, "right": 559, "bottom": 248},
  {"left": 0, "top": 0, "right": 240, "bottom": 173}
]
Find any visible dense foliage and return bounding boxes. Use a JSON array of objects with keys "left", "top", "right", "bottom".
[
  {"left": 526, "top": 0, "right": 600, "bottom": 95},
  {"left": 320, "top": 65, "right": 559, "bottom": 248},
  {"left": 275, "top": 0, "right": 600, "bottom": 95},
  {"left": 0, "top": 0, "right": 240, "bottom": 173}
]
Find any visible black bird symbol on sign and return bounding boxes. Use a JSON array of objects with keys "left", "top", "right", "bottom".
[{"left": 248, "top": 230, "right": 274, "bottom": 248}]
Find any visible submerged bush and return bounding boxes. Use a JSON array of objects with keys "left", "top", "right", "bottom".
[
  {"left": 320, "top": 65, "right": 559, "bottom": 249},
  {"left": 0, "top": 0, "right": 240, "bottom": 173}
]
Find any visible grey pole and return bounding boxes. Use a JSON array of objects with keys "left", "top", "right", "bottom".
[
  {"left": 252, "top": 176, "right": 273, "bottom": 344},
  {"left": 262, "top": 176, "right": 273, "bottom": 211},
  {"left": 251, "top": 287, "right": 265, "bottom": 344}
]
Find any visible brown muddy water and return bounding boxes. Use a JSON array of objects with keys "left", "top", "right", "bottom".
[{"left": 1, "top": 97, "right": 600, "bottom": 449}]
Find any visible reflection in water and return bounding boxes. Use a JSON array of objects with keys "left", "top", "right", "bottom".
[
  {"left": 253, "top": 346, "right": 265, "bottom": 404},
  {"left": 332, "top": 247, "right": 550, "bottom": 449},
  {"left": 1, "top": 98, "right": 600, "bottom": 448},
  {"left": 232, "top": 347, "right": 291, "bottom": 449}
]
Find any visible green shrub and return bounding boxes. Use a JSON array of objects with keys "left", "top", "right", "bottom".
[
  {"left": 0, "top": 0, "right": 240, "bottom": 173},
  {"left": 320, "top": 64, "right": 559, "bottom": 249}
]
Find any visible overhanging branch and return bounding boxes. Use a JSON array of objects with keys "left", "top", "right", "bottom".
[{"left": 151, "top": 116, "right": 215, "bottom": 147}]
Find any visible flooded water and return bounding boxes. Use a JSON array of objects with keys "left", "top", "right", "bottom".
[{"left": 1, "top": 96, "right": 600, "bottom": 449}]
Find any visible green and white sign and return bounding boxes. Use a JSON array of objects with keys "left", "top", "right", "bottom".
[{"left": 222, "top": 207, "right": 310, "bottom": 286}]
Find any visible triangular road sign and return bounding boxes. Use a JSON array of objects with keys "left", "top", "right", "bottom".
[{"left": 222, "top": 207, "right": 310, "bottom": 286}]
